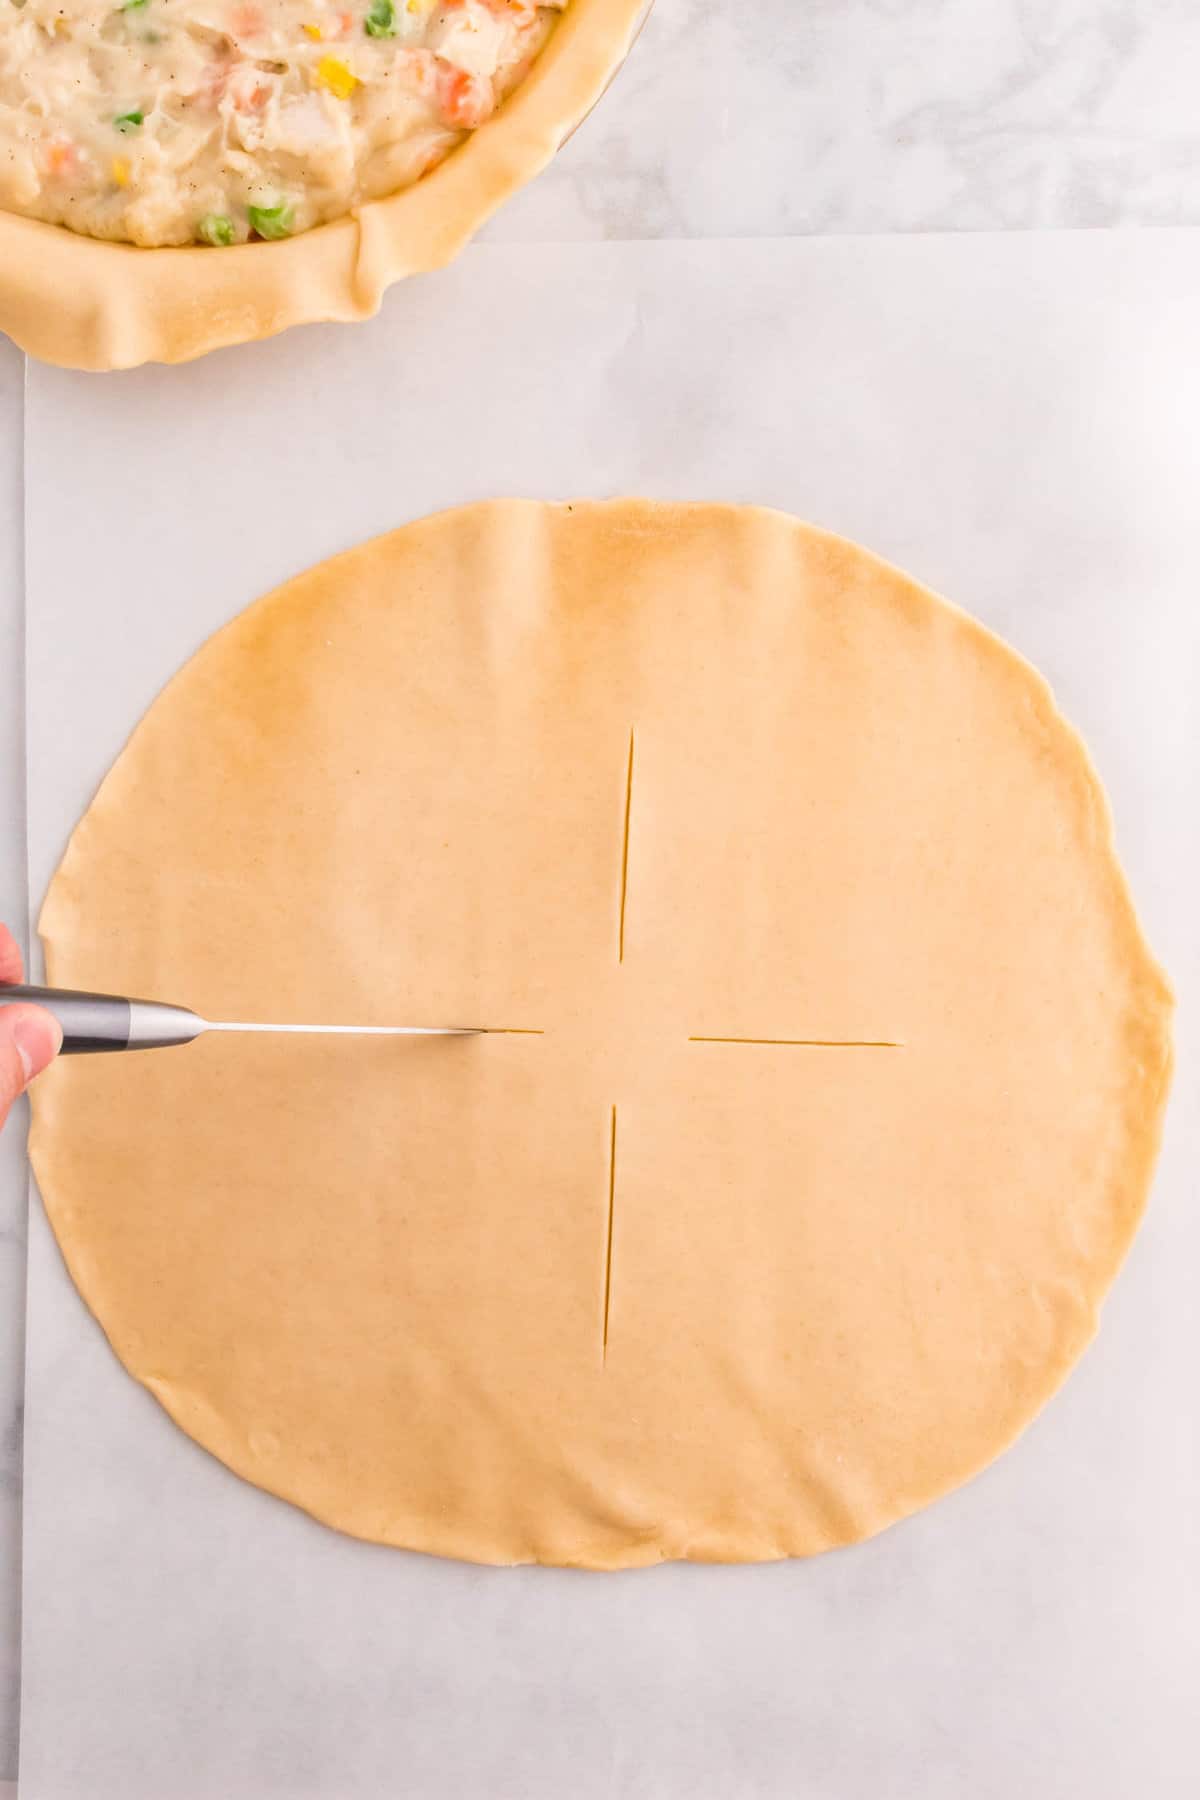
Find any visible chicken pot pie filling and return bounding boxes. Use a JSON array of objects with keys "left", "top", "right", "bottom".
[{"left": 0, "top": 0, "right": 565, "bottom": 245}]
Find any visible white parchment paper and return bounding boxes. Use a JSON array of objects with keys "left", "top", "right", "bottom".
[{"left": 20, "top": 234, "right": 1200, "bottom": 1799}]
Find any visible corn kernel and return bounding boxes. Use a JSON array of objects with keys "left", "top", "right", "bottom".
[
  {"left": 302, "top": 20, "right": 322, "bottom": 38},
  {"left": 315, "top": 54, "right": 358, "bottom": 99},
  {"left": 111, "top": 156, "right": 131, "bottom": 187}
]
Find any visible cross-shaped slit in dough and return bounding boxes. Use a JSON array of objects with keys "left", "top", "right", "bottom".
[{"left": 597, "top": 730, "right": 904, "bottom": 1355}]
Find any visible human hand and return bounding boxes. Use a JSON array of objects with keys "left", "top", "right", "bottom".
[{"left": 1, "top": 922, "right": 62, "bottom": 1133}]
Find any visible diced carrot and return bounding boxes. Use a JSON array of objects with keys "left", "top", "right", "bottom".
[
  {"left": 228, "top": 3, "right": 265, "bottom": 37},
  {"left": 436, "top": 62, "right": 493, "bottom": 129},
  {"left": 44, "top": 137, "right": 78, "bottom": 177},
  {"left": 227, "top": 63, "right": 269, "bottom": 109}
]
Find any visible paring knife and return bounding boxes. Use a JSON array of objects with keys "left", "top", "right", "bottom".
[{"left": 0, "top": 984, "right": 481, "bottom": 1056}]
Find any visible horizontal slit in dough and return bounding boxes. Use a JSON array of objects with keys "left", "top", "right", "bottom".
[{"left": 688, "top": 1036, "right": 904, "bottom": 1048}]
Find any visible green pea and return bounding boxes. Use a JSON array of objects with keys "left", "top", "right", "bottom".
[{"left": 197, "top": 214, "right": 236, "bottom": 247}]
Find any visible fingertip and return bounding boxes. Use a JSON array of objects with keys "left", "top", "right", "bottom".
[
  {"left": 4, "top": 1005, "right": 63, "bottom": 1085},
  {"left": 0, "top": 922, "right": 23, "bottom": 986}
]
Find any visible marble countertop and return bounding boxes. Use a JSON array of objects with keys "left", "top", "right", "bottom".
[
  {"left": 482, "top": 0, "right": 1200, "bottom": 243},
  {"left": 4, "top": 0, "right": 1200, "bottom": 1783}
]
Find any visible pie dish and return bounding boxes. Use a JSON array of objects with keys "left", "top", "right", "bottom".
[
  {"left": 30, "top": 500, "right": 1174, "bottom": 1568},
  {"left": 0, "top": 0, "right": 649, "bottom": 369}
]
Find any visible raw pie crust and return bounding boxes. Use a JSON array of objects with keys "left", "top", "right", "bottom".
[
  {"left": 30, "top": 500, "right": 1174, "bottom": 1569},
  {"left": 0, "top": 0, "right": 647, "bottom": 370}
]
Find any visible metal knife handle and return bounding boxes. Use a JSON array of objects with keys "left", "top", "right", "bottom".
[
  {"left": 0, "top": 982, "right": 131, "bottom": 1054},
  {"left": 0, "top": 984, "right": 204, "bottom": 1055}
]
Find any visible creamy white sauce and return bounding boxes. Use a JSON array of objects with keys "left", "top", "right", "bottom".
[{"left": 0, "top": 0, "right": 563, "bottom": 245}]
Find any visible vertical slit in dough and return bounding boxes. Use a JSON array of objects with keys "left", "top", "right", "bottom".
[
  {"left": 603, "top": 1103, "right": 617, "bottom": 1361},
  {"left": 618, "top": 729, "right": 635, "bottom": 963}
]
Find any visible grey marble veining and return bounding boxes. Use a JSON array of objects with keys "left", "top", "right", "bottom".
[
  {"left": 3, "top": 0, "right": 1200, "bottom": 1785},
  {"left": 485, "top": 0, "right": 1200, "bottom": 243}
]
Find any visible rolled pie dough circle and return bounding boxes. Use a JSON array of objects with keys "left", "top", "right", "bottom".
[{"left": 31, "top": 501, "right": 1173, "bottom": 1568}]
